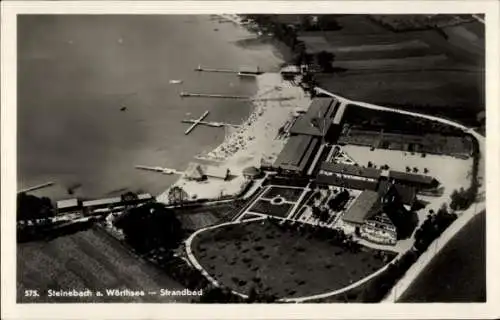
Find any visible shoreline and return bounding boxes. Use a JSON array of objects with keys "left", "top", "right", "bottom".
[{"left": 157, "top": 73, "right": 311, "bottom": 203}]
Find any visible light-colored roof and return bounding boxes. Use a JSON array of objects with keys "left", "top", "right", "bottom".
[
  {"left": 57, "top": 198, "right": 79, "bottom": 209},
  {"left": 82, "top": 197, "right": 122, "bottom": 207},
  {"left": 137, "top": 193, "right": 153, "bottom": 200},
  {"left": 184, "top": 162, "right": 205, "bottom": 180},
  {"left": 203, "top": 165, "right": 229, "bottom": 179}
]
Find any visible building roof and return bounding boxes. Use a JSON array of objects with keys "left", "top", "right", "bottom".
[
  {"left": 388, "top": 170, "right": 435, "bottom": 185},
  {"left": 316, "top": 174, "right": 379, "bottom": 190},
  {"left": 320, "top": 162, "right": 382, "bottom": 179},
  {"left": 184, "top": 162, "right": 205, "bottom": 180},
  {"left": 274, "top": 135, "right": 320, "bottom": 173},
  {"left": 343, "top": 190, "right": 381, "bottom": 225},
  {"left": 137, "top": 193, "right": 153, "bottom": 200},
  {"left": 203, "top": 165, "right": 230, "bottom": 179},
  {"left": 377, "top": 180, "right": 416, "bottom": 206},
  {"left": 82, "top": 197, "right": 122, "bottom": 208},
  {"left": 56, "top": 198, "right": 79, "bottom": 209},
  {"left": 289, "top": 98, "right": 339, "bottom": 137},
  {"left": 243, "top": 166, "right": 261, "bottom": 177}
]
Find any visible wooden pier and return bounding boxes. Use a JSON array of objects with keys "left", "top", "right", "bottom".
[
  {"left": 135, "top": 165, "right": 182, "bottom": 175},
  {"left": 18, "top": 181, "right": 55, "bottom": 194},
  {"left": 182, "top": 110, "right": 240, "bottom": 135},
  {"left": 195, "top": 65, "right": 262, "bottom": 76},
  {"left": 184, "top": 110, "right": 210, "bottom": 135},
  {"left": 180, "top": 92, "right": 250, "bottom": 100}
]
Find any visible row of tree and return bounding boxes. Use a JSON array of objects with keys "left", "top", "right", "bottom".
[
  {"left": 114, "top": 202, "right": 184, "bottom": 254},
  {"left": 354, "top": 202, "right": 457, "bottom": 302},
  {"left": 17, "top": 193, "right": 54, "bottom": 221}
]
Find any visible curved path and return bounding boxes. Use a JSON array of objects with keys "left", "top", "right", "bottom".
[
  {"left": 185, "top": 87, "right": 485, "bottom": 302},
  {"left": 314, "top": 87, "right": 486, "bottom": 303},
  {"left": 185, "top": 216, "right": 399, "bottom": 302}
]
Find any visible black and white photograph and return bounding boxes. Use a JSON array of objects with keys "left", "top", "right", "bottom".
[{"left": 2, "top": 1, "right": 499, "bottom": 319}]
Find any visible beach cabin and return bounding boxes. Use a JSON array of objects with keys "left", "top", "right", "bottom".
[
  {"left": 203, "top": 165, "right": 231, "bottom": 181},
  {"left": 184, "top": 163, "right": 231, "bottom": 181},
  {"left": 184, "top": 163, "right": 206, "bottom": 181},
  {"left": 56, "top": 198, "right": 81, "bottom": 214}
]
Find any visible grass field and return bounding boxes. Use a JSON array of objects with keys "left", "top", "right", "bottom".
[
  {"left": 191, "top": 220, "right": 391, "bottom": 298},
  {"left": 17, "top": 227, "right": 188, "bottom": 303}
]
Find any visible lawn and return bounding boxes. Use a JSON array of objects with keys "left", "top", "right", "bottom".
[
  {"left": 262, "top": 186, "right": 304, "bottom": 202},
  {"left": 249, "top": 199, "right": 293, "bottom": 218},
  {"left": 191, "top": 219, "right": 393, "bottom": 299}
]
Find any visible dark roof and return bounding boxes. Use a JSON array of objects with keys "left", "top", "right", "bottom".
[
  {"left": 316, "top": 174, "right": 379, "bottom": 191},
  {"left": 274, "top": 135, "right": 320, "bottom": 173},
  {"left": 377, "top": 180, "right": 416, "bottom": 206},
  {"left": 343, "top": 190, "right": 380, "bottom": 224},
  {"left": 289, "top": 98, "right": 339, "bottom": 137},
  {"left": 320, "top": 162, "right": 382, "bottom": 179},
  {"left": 388, "top": 170, "right": 435, "bottom": 185}
]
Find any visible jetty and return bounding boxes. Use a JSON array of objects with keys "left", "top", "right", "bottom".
[
  {"left": 180, "top": 92, "right": 250, "bottom": 100},
  {"left": 184, "top": 110, "right": 210, "bottom": 134},
  {"left": 195, "top": 65, "right": 262, "bottom": 77},
  {"left": 135, "top": 165, "right": 183, "bottom": 175},
  {"left": 18, "top": 181, "right": 55, "bottom": 194},
  {"left": 182, "top": 119, "right": 240, "bottom": 129}
]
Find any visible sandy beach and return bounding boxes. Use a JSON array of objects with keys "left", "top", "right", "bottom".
[{"left": 157, "top": 73, "right": 311, "bottom": 202}]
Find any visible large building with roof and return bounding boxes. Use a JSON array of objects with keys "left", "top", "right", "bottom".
[
  {"left": 273, "top": 135, "right": 320, "bottom": 174},
  {"left": 342, "top": 188, "right": 412, "bottom": 245},
  {"left": 316, "top": 162, "right": 382, "bottom": 190},
  {"left": 288, "top": 97, "right": 341, "bottom": 140},
  {"left": 272, "top": 97, "right": 343, "bottom": 175}
]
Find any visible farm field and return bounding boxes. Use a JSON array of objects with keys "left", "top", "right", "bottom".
[
  {"left": 191, "top": 219, "right": 394, "bottom": 299},
  {"left": 17, "top": 227, "right": 188, "bottom": 303},
  {"left": 298, "top": 15, "right": 484, "bottom": 125}
]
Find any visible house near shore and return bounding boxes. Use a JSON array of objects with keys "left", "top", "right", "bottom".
[{"left": 184, "top": 162, "right": 231, "bottom": 181}]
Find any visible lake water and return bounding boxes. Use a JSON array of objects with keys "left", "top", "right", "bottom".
[{"left": 17, "top": 15, "right": 284, "bottom": 200}]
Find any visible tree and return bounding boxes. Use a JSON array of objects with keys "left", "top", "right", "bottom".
[
  {"left": 405, "top": 166, "right": 411, "bottom": 173},
  {"left": 114, "top": 202, "right": 183, "bottom": 253},
  {"left": 168, "top": 186, "right": 187, "bottom": 206},
  {"left": 311, "top": 206, "right": 321, "bottom": 220},
  {"left": 424, "top": 168, "right": 429, "bottom": 174},
  {"left": 17, "top": 193, "right": 54, "bottom": 221},
  {"left": 315, "top": 51, "right": 335, "bottom": 73},
  {"left": 367, "top": 161, "right": 373, "bottom": 168}
]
